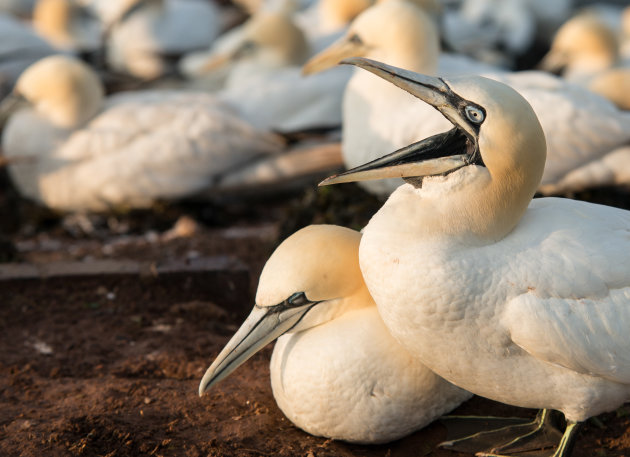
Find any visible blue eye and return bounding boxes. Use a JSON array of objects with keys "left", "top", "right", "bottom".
[{"left": 465, "top": 106, "right": 485, "bottom": 124}]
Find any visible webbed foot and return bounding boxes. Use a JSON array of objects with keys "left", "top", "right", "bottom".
[{"left": 440, "top": 409, "right": 579, "bottom": 456}]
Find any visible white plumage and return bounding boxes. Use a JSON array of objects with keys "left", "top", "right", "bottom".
[
  {"left": 271, "top": 305, "right": 471, "bottom": 444},
  {"left": 181, "top": 11, "right": 350, "bottom": 132},
  {"left": 323, "top": 57, "right": 630, "bottom": 455},
  {"left": 199, "top": 224, "right": 471, "bottom": 444},
  {"left": 361, "top": 194, "right": 630, "bottom": 421},
  {"left": 106, "top": 0, "right": 220, "bottom": 79},
  {"left": 3, "top": 56, "right": 284, "bottom": 212}
]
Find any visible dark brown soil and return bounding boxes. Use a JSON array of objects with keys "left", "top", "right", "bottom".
[{"left": 1, "top": 183, "right": 630, "bottom": 457}]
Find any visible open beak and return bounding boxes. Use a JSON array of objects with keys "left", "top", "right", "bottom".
[
  {"left": 302, "top": 34, "right": 369, "bottom": 75},
  {"left": 320, "top": 57, "right": 478, "bottom": 186},
  {"left": 199, "top": 299, "right": 317, "bottom": 395}
]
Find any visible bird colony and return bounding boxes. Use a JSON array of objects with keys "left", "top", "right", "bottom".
[{"left": 2, "top": 0, "right": 630, "bottom": 456}]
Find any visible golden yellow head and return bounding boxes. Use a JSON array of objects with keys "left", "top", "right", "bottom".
[
  {"left": 540, "top": 13, "right": 618, "bottom": 75},
  {"left": 303, "top": 0, "right": 439, "bottom": 76},
  {"left": 14, "top": 55, "right": 104, "bottom": 128}
]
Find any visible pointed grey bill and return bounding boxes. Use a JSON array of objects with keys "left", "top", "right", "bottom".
[
  {"left": 199, "top": 300, "right": 317, "bottom": 396},
  {"left": 319, "top": 57, "right": 476, "bottom": 186},
  {"left": 338, "top": 57, "right": 475, "bottom": 138},
  {"left": 341, "top": 57, "right": 451, "bottom": 106},
  {"left": 320, "top": 129, "right": 468, "bottom": 186}
]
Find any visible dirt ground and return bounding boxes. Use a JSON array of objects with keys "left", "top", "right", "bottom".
[{"left": 2, "top": 182, "right": 630, "bottom": 457}]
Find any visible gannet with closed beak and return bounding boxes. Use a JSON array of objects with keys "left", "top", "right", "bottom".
[
  {"left": 322, "top": 57, "right": 630, "bottom": 457},
  {"left": 199, "top": 224, "right": 471, "bottom": 444},
  {"left": 1, "top": 55, "right": 284, "bottom": 212}
]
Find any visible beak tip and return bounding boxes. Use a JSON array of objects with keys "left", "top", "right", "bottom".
[
  {"left": 318, "top": 175, "right": 337, "bottom": 186},
  {"left": 198, "top": 380, "right": 210, "bottom": 397}
]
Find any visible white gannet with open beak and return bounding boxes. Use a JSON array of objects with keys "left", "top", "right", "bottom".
[
  {"left": 199, "top": 224, "right": 471, "bottom": 444},
  {"left": 0, "top": 55, "right": 284, "bottom": 212},
  {"left": 321, "top": 57, "right": 630, "bottom": 457},
  {"left": 303, "top": 0, "right": 630, "bottom": 197}
]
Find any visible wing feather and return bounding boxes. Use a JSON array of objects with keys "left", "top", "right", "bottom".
[{"left": 502, "top": 198, "right": 630, "bottom": 383}]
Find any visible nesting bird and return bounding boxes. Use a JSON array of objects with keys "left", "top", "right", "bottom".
[
  {"left": 304, "top": 0, "right": 630, "bottom": 196},
  {"left": 199, "top": 224, "right": 471, "bottom": 444},
  {"left": 181, "top": 11, "right": 350, "bottom": 132},
  {"left": 539, "top": 13, "right": 620, "bottom": 83},
  {"left": 105, "top": 0, "right": 221, "bottom": 79},
  {"left": 1, "top": 55, "right": 284, "bottom": 212},
  {"left": 321, "top": 57, "right": 630, "bottom": 457},
  {"left": 539, "top": 11, "right": 630, "bottom": 111}
]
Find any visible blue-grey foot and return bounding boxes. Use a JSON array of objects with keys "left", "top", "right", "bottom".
[{"left": 440, "top": 409, "right": 579, "bottom": 456}]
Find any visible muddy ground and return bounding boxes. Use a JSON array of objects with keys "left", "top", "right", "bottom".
[{"left": 2, "top": 181, "right": 630, "bottom": 457}]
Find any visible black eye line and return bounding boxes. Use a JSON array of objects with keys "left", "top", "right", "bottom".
[
  {"left": 258, "top": 292, "right": 319, "bottom": 315},
  {"left": 348, "top": 33, "right": 363, "bottom": 45}
]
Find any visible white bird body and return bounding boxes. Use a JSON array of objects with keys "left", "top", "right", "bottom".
[
  {"left": 220, "top": 65, "right": 350, "bottom": 132},
  {"left": 200, "top": 224, "right": 471, "bottom": 444},
  {"left": 360, "top": 192, "right": 630, "bottom": 422},
  {"left": 3, "top": 56, "right": 284, "bottom": 212},
  {"left": 321, "top": 57, "right": 630, "bottom": 454},
  {"left": 305, "top": 0, "right": 630, "bottom": 197},
  {"left": 271, "top": 281, "right": 470, "bottom": 444},
  {"left": 180, "top": 11, "right": 350, "bottom": 132},
  {"left": 106, "top": 0, "right": 220, "bottom": 79}
]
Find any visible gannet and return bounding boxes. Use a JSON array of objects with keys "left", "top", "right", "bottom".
[
  {"left": 303, "top": 0, "right": 630, "bottom": 196},
  {"left": 180, "top": 11, "right": 350, "bottom": 133},
  {"left": 538, "top": 12, "right": 630, "bottom": 112},
  {"left": 1, "top": 55, "right": 284, "bottom": 212},
  {"left": 32, "top": 0, "right": 102, "bottom": 53},
  {"left": 199, "top": 224, "right": 471, "bottom": 444},
  {"left": 322, "top": 57, "right": 630, "bottom": 457},
  {"left": 539, "top": 13, "right": 620, "bottom": 84},
  {"left": 0, "top": 13, "right": 56, "bottom": 98},
  {"left": 105, "top": 0, "right": 220, "bottom": 79}
]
